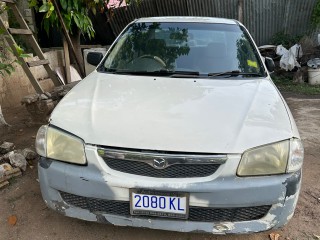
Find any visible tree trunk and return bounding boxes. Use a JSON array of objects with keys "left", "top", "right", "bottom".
[{"left": 70, "top": 30, "right": 84, "bottom": 76}]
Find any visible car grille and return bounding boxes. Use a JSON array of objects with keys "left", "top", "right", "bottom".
[
  {"left": 60, "top": 191, "right": 271, "bottom": 222},
  {"left": 103, "top": 158, "right": 220, "bottom": 178}
]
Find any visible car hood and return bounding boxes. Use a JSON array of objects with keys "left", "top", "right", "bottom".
[{"left": 50, "top": 72, "right": 294, "bottom": 154}]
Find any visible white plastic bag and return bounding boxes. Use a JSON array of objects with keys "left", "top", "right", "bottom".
[{"left": 276, "top": 44, "right": 302, "bottom": 71}]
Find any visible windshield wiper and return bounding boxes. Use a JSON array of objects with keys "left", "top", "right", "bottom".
[
  {"left": 208, "top": 70, "right": 264, "bottom": 77},
  {"left": 104, "top": 68, "right": 201, "bottom": 77},
  {"left": 105, "top": 69, "right": 152, "bottom": 75},
  {"left": 163, "top": 70, "right": 200, "bottom": 78}
]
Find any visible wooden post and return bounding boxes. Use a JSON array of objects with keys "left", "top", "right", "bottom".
[
  {"left": 63, "top": 37, "right": 71, "bottom": 84},
  {"left": 238, "top": 0, "right": 244, "bottom": 23},
  {"left": 52, "top": 0, "right": 85, "bottom": 78}
]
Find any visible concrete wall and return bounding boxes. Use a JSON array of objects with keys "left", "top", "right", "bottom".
[
  {"left": 16, "top": 1, "right": 36, "bottom": 32},
  {"left": 0, "top": 49, "right": 65, "bottom": 108}
]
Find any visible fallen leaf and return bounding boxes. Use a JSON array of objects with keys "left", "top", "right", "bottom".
[
  {"left": 8, "top": 215, "right": 17, "bottom": 226},
  {"left": 270, "top": 233, "right": 280, "bottom": 240}
]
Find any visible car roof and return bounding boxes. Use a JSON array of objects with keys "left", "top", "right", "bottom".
[{"left": 135, "top": 16, "right": 238, "bottom": 25}]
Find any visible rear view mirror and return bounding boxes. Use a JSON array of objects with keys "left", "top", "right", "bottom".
[
  {"left": 87, "top": 52, "right": 103, "bottom": 66},
  {"left": 265, "top": 57, "right": 275, "bottom": 73}
]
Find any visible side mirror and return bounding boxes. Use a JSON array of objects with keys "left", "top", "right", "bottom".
[
  {"left": 265, "top": 57, "right": 275, "bottom": 73},
  {"left": 87, "top": 52, "right": 103, "bottom": 66}
]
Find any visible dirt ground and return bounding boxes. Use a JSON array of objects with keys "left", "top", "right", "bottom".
[{"left": 0, "top": 92, "right": 319, "bottom": 240}]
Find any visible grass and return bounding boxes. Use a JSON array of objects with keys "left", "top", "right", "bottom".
[{"left": 272, "top": 75, "right": 320, "bottom": 95}]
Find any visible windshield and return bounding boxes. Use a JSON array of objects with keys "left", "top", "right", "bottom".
[{"left": 101, "top": 22, "right": 265, "bottom": 77}]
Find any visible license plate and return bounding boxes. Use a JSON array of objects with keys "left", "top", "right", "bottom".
[{"left": 130, "top": 189, "right": 189, "bottom": 219}]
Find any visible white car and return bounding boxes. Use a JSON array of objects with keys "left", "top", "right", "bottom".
[{"left": 36, "top": 17, "right": 304, "bottom": 234}]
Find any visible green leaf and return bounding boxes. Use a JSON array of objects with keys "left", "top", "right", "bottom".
[
  {"left": 49, "top": 3, "right": 54, "bottom": 11},
  {"left": 7, "top": 64, "right": 15, "bottom": 72},
  {"left": 79, "top": 14, "right": 85, "bottom": 29},
  {"left": 28, "top": 0, "right": 37, "bottom": 7},
  {"left": 28, "top": 0, "right": 39, "bottom": 10},
  {"left": 64, "top": 13, "right": 71, "bottom": 21},
  {"left": 45, "top": 11, "right": 51, "bottom": 18},
  {"left": 91, "top": 6, "right": 96, "bottom": 15},
  {"left": 0, "top": 28, "right": 6, "bottom": 34},
  {"left": 50, "top": 12, "right": 58, "bottom": 28},
  {"left": 67, "top": 0, "right": 72, "bottom": 12},
  {"left": 19, "top": 54, "right": 32, "bottom": 58},
  {"left": 43, "top": 18, "right": 50, "bottom": 35},
  {"left": 63, "top": 13, "right": 71, "bottom": 29},
  {"left": 28, "top": 0, "right": 98, "bottom": 39},
  {"left": 60, "top": 0, "right": 67, "bottom": 10},
  {"left": 0, "top": 63, "right": 6, "bottom": 69},
  {"left": 39, "top": 3, "right": 49, "bottom": 12},
  {"left": 15, "top": 45, "right": 24, "bottom": 55},
  {"left": 4, "top": 68, "right": 11, "bottom": 75},
  {"left": 43, "top": 2, "right": 54, "bottom": 18},
  {"left": 74, "top": 0, "right": 79, "bottom": 11},
  {"left": 73, "top": 15, "right": 80, "bottom": 28}
]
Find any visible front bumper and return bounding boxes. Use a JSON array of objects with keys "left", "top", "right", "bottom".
[{"left": 38, "top": 145, "right": 301, "bottom": 234}]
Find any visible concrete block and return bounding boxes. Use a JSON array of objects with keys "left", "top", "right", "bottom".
[
  {"left": 24, "top": 9, "right": 32, "bottom": 17},
  {"left": 0, "top": 142, "right": 15, "bottom": 154}
]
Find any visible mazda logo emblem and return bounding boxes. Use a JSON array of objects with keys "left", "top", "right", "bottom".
[{"left": 153, "top": 158, "right": 166, "bottom": 169}]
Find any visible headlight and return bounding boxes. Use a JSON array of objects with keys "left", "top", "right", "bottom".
[
  {"left": 287, "top": 139, "right": 304, "bottom": 172},
  {"left": 35, "top": 125, "right": 86, "bottom": 165},
  {"left": 237, "top": 139, "right": 303, "bottom": 176},
  {"left": 35, "top": 125, "right": 48, "bottom": 157}
]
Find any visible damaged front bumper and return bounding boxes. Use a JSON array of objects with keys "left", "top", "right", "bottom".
[{"left": 38, "top": 145, "right": 301, "bottom": 234}]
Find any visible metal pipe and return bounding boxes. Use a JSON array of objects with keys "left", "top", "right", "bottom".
[{"left": 238, "top": 0, "right": 244, "bottom": 23}]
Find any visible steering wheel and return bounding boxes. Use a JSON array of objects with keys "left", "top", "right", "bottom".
[{"left": 135, "top": 55, "right": 166, "bottom": 68}]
